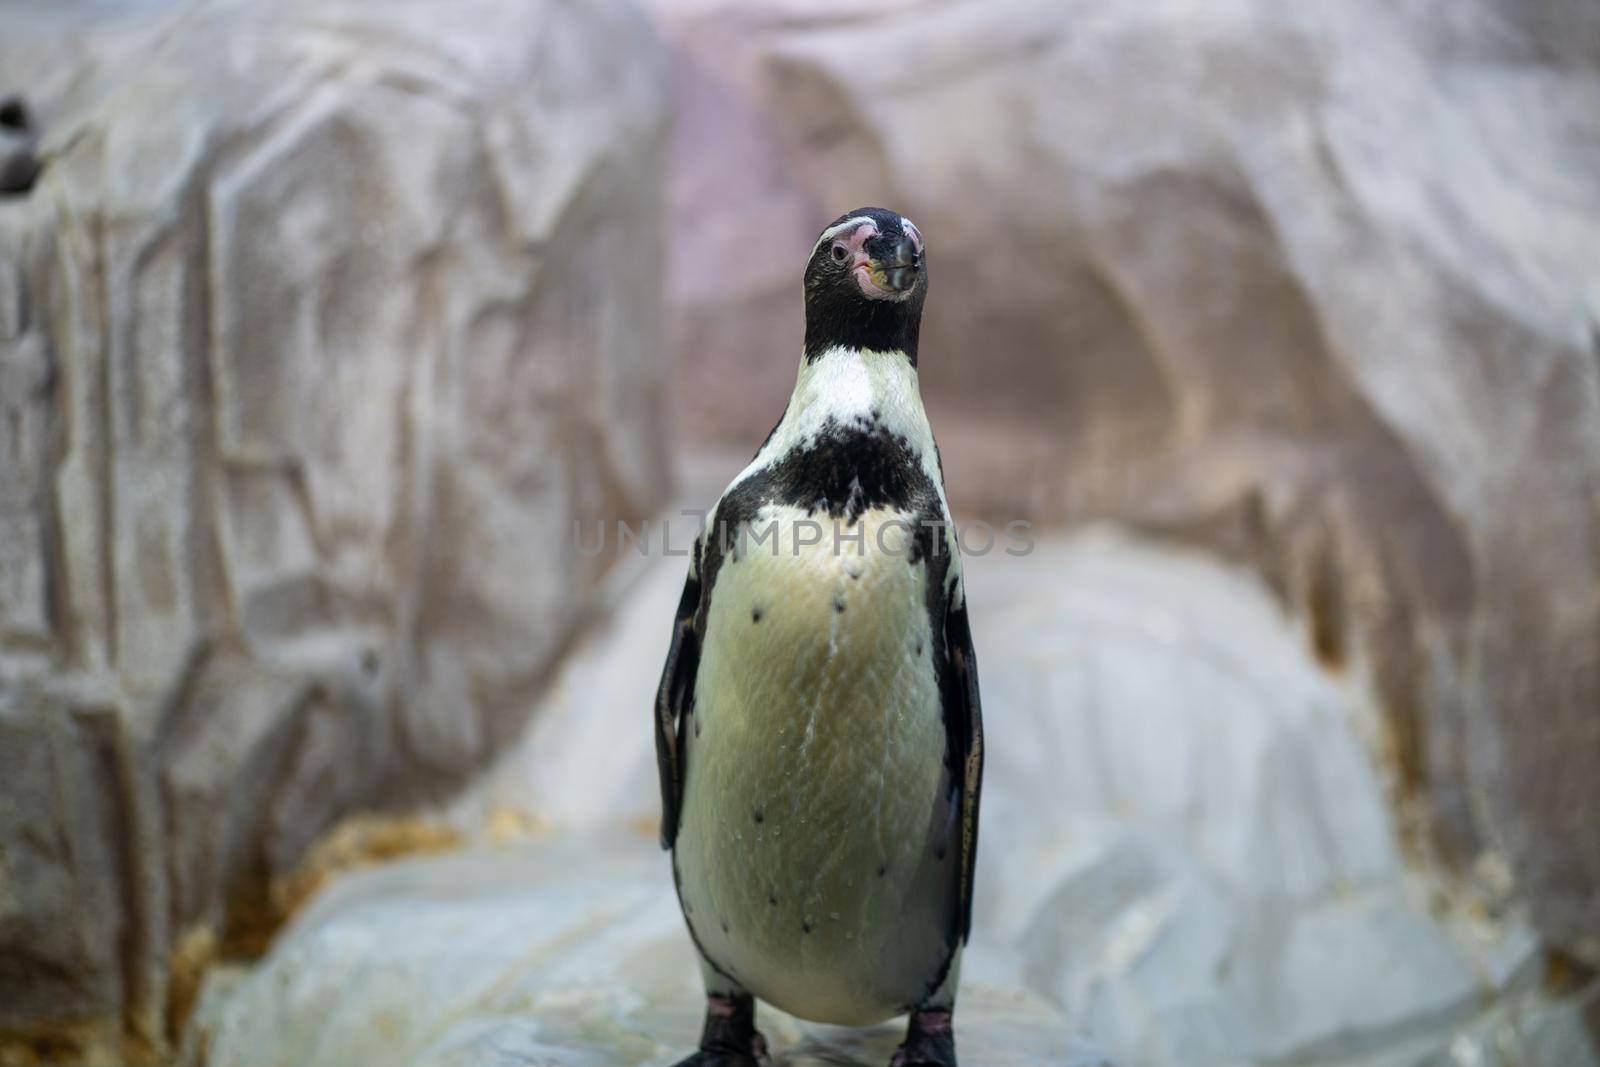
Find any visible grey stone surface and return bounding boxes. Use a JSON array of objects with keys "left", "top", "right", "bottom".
[
  {"left": 647, "top": 0, "right": 1600, "bottom": 971},
  {"left": 202, "top": 529, "right": 1595, "bottom": 1067},
  {"left": 184, "top": 838, "right": 1112, "bottom": 1067},
  {"left": 969, "top": 534, "right": 1584, "bottom": 1067},
  {"left": 0, "top": 95, "right": 40, "bottom": 195},
  {"left": 0, "top": 0, "right": 669, "bottom": 1056}
]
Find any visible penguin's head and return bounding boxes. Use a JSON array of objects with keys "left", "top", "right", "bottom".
[{"left": 802, "top": 207, "right": 927, "bottom": 363}]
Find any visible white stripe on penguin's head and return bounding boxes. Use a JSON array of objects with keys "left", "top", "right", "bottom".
[
  {"left": 810, "top": 215, "right": 879, "bottom": 260},
  {"left": 901, "top": 217, "right": 923, "bottom": 255}
]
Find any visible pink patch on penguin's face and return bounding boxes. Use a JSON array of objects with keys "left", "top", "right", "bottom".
[
  {"left": 819, "top": 216, "right": 921, "bottom": 301},
  {"left": 826, "top": 220, "right": 895, "bottom": 300},
  {"left": 844, "top": 221, "right": 901, "bottom": 300},
  {"left": 833, "top": 219, "right": 880, "bottom": 261}
]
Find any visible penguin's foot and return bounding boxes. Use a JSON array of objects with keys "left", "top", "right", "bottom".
[
  {"left": 671, "top": 994, "right": 771, "bottom": 1067},
  {"left": 889, "top": 1008, "right": 957, "bottom": 1067}
]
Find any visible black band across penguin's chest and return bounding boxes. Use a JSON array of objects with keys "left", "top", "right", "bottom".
[
  {"left": 730, "top": 416, "right": 938, "bottom": 520},
  {"left": 697, "top": 418, "right": 947, "bottom": 620}
]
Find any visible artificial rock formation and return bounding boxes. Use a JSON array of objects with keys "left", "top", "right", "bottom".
[
  {"left": 653, "top": 0, "right": 1600, "bottom": 972},
  {"left": 184, "top": 836, "right": 1115, "bottom": 1067},
  {"left": 0, "top": 0, "right": 669, "bottom": 1058},
  {"left": 0, "top": 96, "right": 40, "bottom": 196},
  {"left": 197, "top": 531, "right": 1595, "bottom": 1066}
]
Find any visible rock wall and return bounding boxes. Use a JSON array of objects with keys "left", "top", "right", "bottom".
[
  {"left": 0, "top": 0, "right": 669, "bottom": 1058},
  {"left": 653, "top": 0, "right": 1600, "bottom": 969}
]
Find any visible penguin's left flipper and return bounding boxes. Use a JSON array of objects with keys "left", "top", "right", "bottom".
[
  {"left": 943, "top": 592, "right": 984, "bottom": 943},
  {"left": 890, "top": 1008, "right": 958, "bottom": 1067},
  {"left": 655, "top": 572, "right": 703, "bottom": 850}
]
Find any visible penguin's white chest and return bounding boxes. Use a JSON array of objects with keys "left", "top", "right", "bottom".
[{"left": 674, "top": 505, "right": 956, "bottom": 1025}]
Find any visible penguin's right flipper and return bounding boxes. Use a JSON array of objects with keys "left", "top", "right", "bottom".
[
  {"left": 944, "top": 590, "right": 984, "bottom": 944},
  {"left": 655, "top": 571, "right": 702, "bottom": 849}
]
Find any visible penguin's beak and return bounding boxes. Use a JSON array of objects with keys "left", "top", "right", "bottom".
[{"left": 855, "top": 233, "right": 922, "bottom": 298}]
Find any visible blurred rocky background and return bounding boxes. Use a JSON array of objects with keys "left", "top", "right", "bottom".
[
  {"left": 0, "top": 0, "right": 1597, "bottom": 1065},
  {"left": 0, "top": 0, "right": 669, "bottom": 1060}
]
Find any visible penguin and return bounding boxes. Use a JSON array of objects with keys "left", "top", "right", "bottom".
[{"left": 654, "top": 208, "right": 984, "bottom": 1067}]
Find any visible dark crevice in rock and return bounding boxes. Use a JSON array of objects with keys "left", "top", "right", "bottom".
[{"left": 0, "top": 94, "right": 40, "bottom": 196}]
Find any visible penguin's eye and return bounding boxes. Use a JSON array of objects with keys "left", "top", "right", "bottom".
[{"left": 830, "top": 242, "right": 849, "bottom": 264}]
